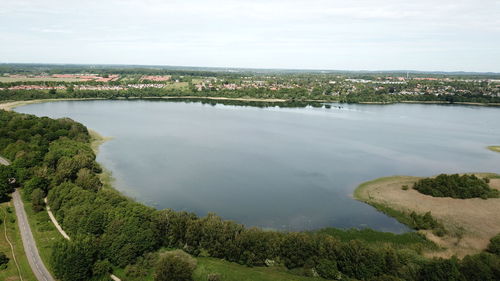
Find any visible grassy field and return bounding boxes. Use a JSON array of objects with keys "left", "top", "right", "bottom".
[
  {"left": 113, "top": 254, "right": 324, "bottom": 281},
  {"left": 193, "top": 258, "right": 321, "bottom": 281},
  {"left": 487, "top": 146, "right": 500, "bottom": 153},
  {"left": 20, "top": 193, "right": 63, "bottom": 275},
  {"left": 0, "top": 77, "right": 81, "bottom": 83},
  {"left": 316, "top": 227, "right": 437, "bottom": 253},
  {"left": 354, "top": 174, "right": 500, "bottom": 258},
  {"left": 164, "top": 82, "right": 189, "bottom": 89},
  {"left": 0, "top": 202, "right": 37, "bottom": 281}
]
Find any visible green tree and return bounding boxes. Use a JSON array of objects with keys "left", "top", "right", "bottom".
[
  {"left": 75, "top": 168, "right": 102, "bottom": 191},
  {"left": 23, "top": 176, "right": 49, "bottom": 197},
  {"left": 0, "top": 165, "right": 15, "bottom": 202},
  {"left": 51, "top": 236, "right": 97, "bottom": 281},
  {"left": 417, "top": 257, "right": 462, "bottom": 281},
  {"left": 31, "top": 188, "right": 45, "bottom": 212}
]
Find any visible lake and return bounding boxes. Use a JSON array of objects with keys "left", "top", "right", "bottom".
[{"left": 15, "top": 99, "right": 500, "bottom": 233}]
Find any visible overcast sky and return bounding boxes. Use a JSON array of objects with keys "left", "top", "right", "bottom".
[{"left": 1, "top": 0, "right": 499, "bottom": 72}]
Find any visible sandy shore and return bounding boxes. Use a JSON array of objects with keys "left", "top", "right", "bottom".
[
  {"left": 354, "top": 174, "right": 500, "bottom": 258},
  {"left": 0, "top": 98, "right": 108, "bottom": 111}
]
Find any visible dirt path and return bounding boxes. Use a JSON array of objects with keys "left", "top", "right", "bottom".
[
  {"left": 43, "top": 199, "right": 70, "bottom": 240},
  {"left": 0, "top": 156, "right": 10, "bottom": 166},
  {"left": 2, "top": 205, "right": 24, "bottom": 281},
  {"left": 355, "top": 175, "right": 500, "bottom": 258},
  {"left": 1, "top": 156, "right": 24, "bottom": 280}
]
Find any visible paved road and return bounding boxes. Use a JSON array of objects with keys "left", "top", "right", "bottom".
[
  {"left": 3, "top": 154, "right": 121, "bottom": 281},
  {"left": 1, "top": 155, "right": 55, "bottom": 281},
  {"left": 13, "top": 190, "right": 55, "bottom": 281}
]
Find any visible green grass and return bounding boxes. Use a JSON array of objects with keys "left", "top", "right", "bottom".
[
  {"left": 0, "top": 202, "right": 37, "bottom": 281},
  {"left": 113, "top": 250, "right": 325, "bottom": 281},
  {"left": 193, "top": 257, "right": 321, "bottom": 281},
  {"left": 487, "top": 146, "right": 500, "bottom": 153},
  {"left": 315, "top": 228, "right": 437, "bottom": 252},
  {"left": 20, "top": 193, "right": 63, "bottom": 275}
]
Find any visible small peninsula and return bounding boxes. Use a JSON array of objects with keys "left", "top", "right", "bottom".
[{"left": 354, "top": 174, "right": 500, "bottom": 258}]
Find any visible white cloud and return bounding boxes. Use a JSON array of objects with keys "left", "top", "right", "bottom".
[{"left": 0, "top": 0, "right": 499, "bottom": 71}]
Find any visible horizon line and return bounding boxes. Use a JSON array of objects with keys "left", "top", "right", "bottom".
[{"left": 1, "top": 62, "right": 499, "bottom": 75}]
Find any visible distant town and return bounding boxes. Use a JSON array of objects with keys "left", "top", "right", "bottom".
[{"left": 1, "top": 64, "right": 499, "bottom": 104}]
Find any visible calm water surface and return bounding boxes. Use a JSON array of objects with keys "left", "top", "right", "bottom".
[{"left": 16, "top": 100, "right": 500, "bottom": 232}]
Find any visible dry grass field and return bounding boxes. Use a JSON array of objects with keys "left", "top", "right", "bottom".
[{"left": 355, "top": 174, "right": 500, "bottom": 258}]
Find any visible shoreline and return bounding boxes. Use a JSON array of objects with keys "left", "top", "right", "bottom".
[
  {"left": 88, "top": 129, "right": 116, "bottom": 191},
  {"left": 0, "top": 98, "right": 108, "bottom": 111},
  {"left": 2, "top": 97, "right": 500, "bottom": 112},
  {"left": 353, "top": 174, "right": 500, "bottom": 258},
  {"left": 5, "top": 97, "right": 500, "bottom": 244}
]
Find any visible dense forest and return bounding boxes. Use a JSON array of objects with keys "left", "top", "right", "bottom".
[
  {"left": 0, "top": 109, "right": 499, "bottom": 281},
  {"left": 413, "top": 174, "right": 500, "bottom": 199},
  {"left": 2, "top": 87, "right": 500, "bottom": 105}
]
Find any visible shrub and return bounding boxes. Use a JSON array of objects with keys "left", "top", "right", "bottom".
[
  {"left": 0, "top": 252, "right": 9, "bottom": 267},
  {"left": 315, "top": 259, "right": 342, "bottom": 280},
  {"left": 154, "top": 250, "right": 196, "bottom": 281},
  {"left": 487, "top": 234, "right": 500, "bottom": 256},
  {"left": 92, "top": 259, "right": 112, "bottom": 277}
]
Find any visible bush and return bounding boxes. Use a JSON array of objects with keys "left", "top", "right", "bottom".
[
  {"left": 413, "top": 174, "right": 498, "bottom": 199},
  {"left": 315, "top": 259, "right": 342, "bottom": 280},
  {"left": 487, "top": 234, "right": 500, "bottom": 256},
  {"left": 0, "top": 252, "right": 9, "bottom": 267},
  {"left": 154, "top": 250, "right": 196, "bottom": 281},
  {"left": 92, "top": 259, "right": 112, "bottom": 277}
]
